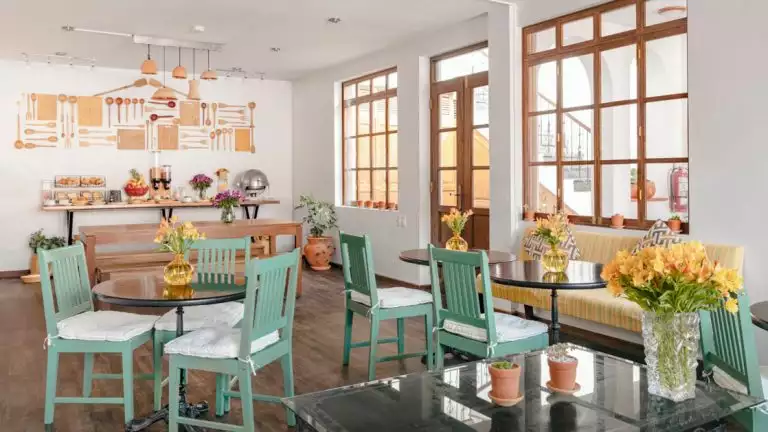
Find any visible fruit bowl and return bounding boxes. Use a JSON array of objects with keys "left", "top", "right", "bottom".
[{"left": 124, "top": 184, "right": 150, "bottom": 198}]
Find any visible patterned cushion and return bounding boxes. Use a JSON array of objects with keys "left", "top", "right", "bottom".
[
  {"left": 164, "top": 326, "right": 279, "bottom": 359},
  {"left": 154, "top": 302, "right": 244, "bottom": 331},
  {"left": 351, "top": 287, "right": 433, "bottom": 309},
  {"left": 523, "top": 229, "right": 581, "bottom": 260},
  {"left": 57, "top": 311, "right": 157, "bottom": 342},
  {"left": 632, "top": 220, "right": 682, "bottom": 253},
  {"left": 443, "top": 312, "right": 548, "bottom": 342}
]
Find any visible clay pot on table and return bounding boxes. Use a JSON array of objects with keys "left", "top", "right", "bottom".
[
  {"left": 488, "top": 363, "right": 522, "bottom": 400},
  {"left": 548, "top": 357, "right": 578, "bottom": 391},
  {"left": 303, "top": 236, "right": 335, "bottom": 271}
]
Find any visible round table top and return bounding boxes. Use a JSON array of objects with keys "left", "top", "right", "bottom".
[
  {"left": 489, "top": 260, "right": 606, "bottom": 290},
  {"left": 750, "top": 301, "right": 768, "bottom": 331},
  {"left": 93, "top": 275, "right": 247, "bottom": 308},
  {"left": 399, "top": 249, "right": 516, "bottom": 266}
]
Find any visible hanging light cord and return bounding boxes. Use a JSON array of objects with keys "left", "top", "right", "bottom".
[
  {"left": 163, "top": 46, "right": 166, "bottom": 86},
  {"left": 147, "top": 44, "right": 151, "bottom": 60},
  {"left": 192, "top": 49, "right": 196, "bottom": 78}
]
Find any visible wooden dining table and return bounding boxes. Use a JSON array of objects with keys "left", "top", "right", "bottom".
[{"left": 79, "top": 219, "right": 304, "bottom": 295}]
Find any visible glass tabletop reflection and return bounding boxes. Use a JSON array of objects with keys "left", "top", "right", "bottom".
[
  {"left": 489, "top": 260, "right": 606, "bottom": 290},
  {"left": 284, "top": 345, "right": 762, "bottom": 432},
  {"left": 93, "top": 275, "right": 247, "bottom": 308}
]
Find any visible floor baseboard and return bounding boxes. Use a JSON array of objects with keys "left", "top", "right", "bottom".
[{"left": 0, "top": 270, "right": 28, "bottom": 279}]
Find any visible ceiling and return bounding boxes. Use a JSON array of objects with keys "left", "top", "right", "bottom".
[{"left": 0, "top": 0, "right": 489, "bottom": 80}]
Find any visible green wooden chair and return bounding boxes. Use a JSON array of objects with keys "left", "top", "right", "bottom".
[
  {"left": 39, "top": 243, "right": 158, "bottom": 429},
  {"left": 340, "top": 232, "right": 434, "bottom": 380},
  {"left": 700, "top": 291, "right": 768, "bottom": 431},
  {"left": 165, "top": 248, "right": 301, "bottom": 431},
  {"left": 428, "top": 245, "right": 548, "bottom": 370},
  {"left": 152, "top": 236, "right": 251, "bottom": 410}
]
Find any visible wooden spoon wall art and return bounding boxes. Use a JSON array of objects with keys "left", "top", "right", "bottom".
[
  {"left": 132, "top": 98, "right": 138, "bottom": 119},
  {"left": 93, "top": 78, "right": 148, "bottom": 97},
  {"left": 124, "top": 98, "right": 131, "bottom": 121},
  {"left": 14, "top": 101, "right": 23, "bottom": 149},
  {"left": 201, "top": 102, "right": 207, "bottom": 124},
  {"left": 144, "top": 106, "right": 177, "bottom": 113},
  {"left": 217, "top": 103, "right": 245, "bottom": 108},
  {"left": 24, "top": 93, "right": 31, "bottom": 120},
  {"left": 58, "top": 94, "right": 67, "bottom": 122},
  {"left": 218, "top": 109, "right": 245, "bottom": 115},
  {"left": 148, "top": 100, "right": 177, "bottom": 108},
  {"left": 115, "top": 97, "right": 123, "bottom": 123},
  {"left": 212, "top": 103, "right": 217, "bottom": 125},
  {"left": 25, "top": 128, "right": 56, "bottom": 135},
  {"left": 31, "top": 93, "right": 37, "bottom": 119},
  {"left": 80, "top": 141, "right": 115, "bottom": 147},
  {"left": 24, "top": 143, "right": 56, "bottom": 149},
  {"left": 30, "top": 121, "right": 57, "bottom": 128},
  {"left": 139, "top": 98, "right": 145, "bottom": 116},
  {"left": 181, "top": 144, "right": 207, "bottom": 150},
  {"left": 28, "top": 136, "right": 58, "bottom": 143},
  {"left": 248, "top": 101, "right": 255, "bottom": 153},
  {"left": 105, "top": 97, "right": 114, "bottom": 127}
]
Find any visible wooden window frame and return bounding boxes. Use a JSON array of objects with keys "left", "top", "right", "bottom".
[
  {"left": 341, "top": 67, "right": 398, "bottom": 207},
  {"left": 523, "top": 0, "right": 689, "bottom": 232}
]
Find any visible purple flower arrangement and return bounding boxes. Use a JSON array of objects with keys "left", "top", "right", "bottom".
[
  {"left": 189, "top": 174, "right": 214, "bottom": 192},
  {"left": 213, "top": 189, "right": 244, "bottom": 209}
]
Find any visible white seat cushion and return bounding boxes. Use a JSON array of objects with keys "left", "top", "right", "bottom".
[
  {"left": 154, "top": 302, "right": 244, "bottom": 331},
  {"left": 443, "top": 312, "right": 548, "bottom": 343},
  {"left": 351, "top": 287, "right": 433, "bottom": 309},
  {"left": 164, "top": 326, "right": 280, "bottom": 359},
  {"left": 57, "top": 311, "right": 157, "bottom": 342}
]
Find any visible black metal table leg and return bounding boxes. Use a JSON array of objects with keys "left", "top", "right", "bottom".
[
  {"left": 251, "top": 205, "right": 259, "bottom": 219},
  {"left": 168, "top": 208, "right": 174, "bottom": 219},
  {"left": 66, "top": 211, "right": 74, "bottom": 245},
  {"left": 243, "top": 206, "right": 251, "bottom": 219},
  {"left": 550, "top": 289, "right": 560, "bottom": 344},
  {"left": 161, "top": 209, "right": 166, "bottom": 220}
]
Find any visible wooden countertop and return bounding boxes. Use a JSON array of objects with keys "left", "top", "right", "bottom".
[
  {"left": 41, "top": 198, "right": 279, "bottom": 212},
  {"left": 79, "top": 218, "right": 300, "bottom": 238}
]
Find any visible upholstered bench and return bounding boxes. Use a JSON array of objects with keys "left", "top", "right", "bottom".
[{"left": 481, "top": 230, "right": 744, "bottom": 333}]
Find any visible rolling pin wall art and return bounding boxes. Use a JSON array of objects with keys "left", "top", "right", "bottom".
[{"left": 14, "top": 85, "right": 255, "bottom": 153}]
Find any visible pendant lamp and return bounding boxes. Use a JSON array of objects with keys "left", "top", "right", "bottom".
[
  {"left": 172, "top": 47, "right": 187, "bottom": 80},
  {"left": 140, "top": 45, "right": 157, "bottom": 75},
  {"left": 188, "top": 49, "right": 201, "bottom": 100},
  {"left": 201, "top": 50, "right": 218, "bottom": 80},
  {"left": 152, "top": 46, "right": 177, "bottom": 101}
]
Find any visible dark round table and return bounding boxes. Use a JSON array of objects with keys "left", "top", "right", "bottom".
[
  {"left": 750, "top": 301, "right": 768, "bottom": 331},
  {"left": 399, "top": 248, "right": 516, "bottom": 266},
  {"left": 93, "top": 275, "right": 246, "bottom": 432},
  {"left": 489, "top": 260, "right": 605, "bottom": 344}
]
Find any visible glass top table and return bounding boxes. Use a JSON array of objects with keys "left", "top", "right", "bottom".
[{"left": 284, "top": 345, "right": 762, "bottom": 432}]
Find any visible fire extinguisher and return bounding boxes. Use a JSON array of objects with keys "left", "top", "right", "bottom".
[{"left": 669, "top": 166, "right": 689, "bottom": 213}]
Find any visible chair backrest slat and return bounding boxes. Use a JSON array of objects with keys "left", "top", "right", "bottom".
[
  {"left": 700, "top": 291, "right": 763, "bottom": 397},
  {"left": 339, "top": 232, "right": 378, "bottom": 305},
  {"left": 39, "top": 243, "right": 94, "bottom": 336},
  {"left": 187, "top": 236, "right": 251, "bottom": 285},
  {"left": 239, "top": 248, "right": 300, "bottom": 359}
]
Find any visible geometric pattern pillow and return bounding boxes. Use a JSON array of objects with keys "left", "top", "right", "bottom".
[
  {"left": 523, "top": 228, "right": 581, "bottom": 260},
  {"left": 631, "top": 219, "right": 682, "bottom": 254}
]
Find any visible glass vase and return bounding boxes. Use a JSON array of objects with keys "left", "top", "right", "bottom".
[
  {"left": 446, "top": 232, "right": 468, "bottom": 251},
  {"left": 221, "top": 207, "right": 235, "bottom": 224},
  {"left": 542, "top": 245, "right": 569, "bottom": 272},
  {"left": 198, "top": 189, "right": 207, "bottom": 201},
  {"left": 642, "top": 311, "right": 700, "bottom": 402},
  {"left": 163, "top": 254, "right": 194, "bottom": 287}
]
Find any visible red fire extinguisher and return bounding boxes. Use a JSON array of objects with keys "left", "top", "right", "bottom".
[{"left": 669, "top": 166, "right": 688, "bottom": 213}]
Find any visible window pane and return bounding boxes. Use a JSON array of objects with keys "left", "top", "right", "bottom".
[
  {"left": 563, "top": 17, "right": 594, "bottom": 47},
  {"left": 646, "top": 163, "right": 688, "bottom": 221},
  {"left": 346, "top": 138, "right": 357, "bottom": 169},
  {"left": 646, "top": 34, "right": 687, "bottom": 98},
  {"left": 345, "top": 105, "right": 356, "bottom": 138},
  {"left": 439, "top": 131, "right": 457, "bottom": 167},
  {"left": 358, "top": 171, "right": 371, "bottom": 202},
  {"left": 435, "top": 47, "right": 489, "bottom": 81},
  {"left": 357, "top": 136, "right": 370, "bottom": 168},
  {"left": 562, "top": 110, "right": 594, "bottom": 162},
  {"left": 601, "top": 44, "right": 637, "bottom": 103},
  {"left": 564, "top": 165, "right": 594, "bottom": 217},
  {"left": 388, "top": 170, "right": 398, "bottom": 205},
  {"left": 528, "top": 113, "right": 557, "bottom": 162},
  {"left": 345, "top": 170, "right": 356, "bottom": 204},
  {"left": 388, "top": 97, "right": 398, "bottom": 131},
  {"left": 473, "top": 169, "right": 490, "bottom": 209},
  {"left": 358, "top": 102, "right": 370, "bottom": 134},
  {"left": 646, "top": 99, "right": 687, "bottom": 159},
  {"left": 529, "top": 61, "right": 557, "bottom": 112},
  {"left": 600, "top": 164, "right": 638, "bottom": 219},
  {"left": 528, "top": 166, "right": 557, "bottom": 213},
  {"left": 372, "top": 99, "right": 386, "bottom": 133},
  {"left": 529, "top": 28, "right": 556, "bottom": 54},
  {"left": 439, "top": 92, "right": 458, "bottom": 129},
  {"left": 372, "top": 75, "right": 386, "bottom": 93},
  {"left": 388, "top": 133, "right": 398, "bottom": 168},
  {"left": 357, "top": 80, "right": 371, "bottom": 97},
  {"left": 646, "top": 1, "right": 687, "bottom": 26},
  {"left": 473, "top": 128, "right": 490, "bottom": 166},
  {"left": 601, "top": 5, "right": 636, "bottom": 37},
  {"left": 372, "top": 171, "right": 386, "bottom": 203},
  {"left": 372, "top": 135, "right": 386, "bottom": 168},
  {"left": 343, "top": 84, "right": 356, "bottom": 100},
  {"left": 473, "top": 86, "right": 489, "bottom": 125},
  {"left": 440, "top": 170, "right": 458, "bottom": 206},
  {"left": 563, "top": 53, "right": 594, "bottom": 108},
  {"left": 600, "top": 104, "right": 637, "bottom": 160},
  {"left": 388, "top": 72, "right": 398, "bottom": 89}
]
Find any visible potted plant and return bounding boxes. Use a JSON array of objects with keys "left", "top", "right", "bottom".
[
  {"left": 667, "top": 214, "right": 682, "bottom": 232},
  {"left": 25, "top": 229, "right": 66, "bottom": 283},
  {"left": 532, "top": 211, "right": 569, "bottom": 272},
  {"left": 295, "top": 195, "right": 339, "bottom": 271},
  {"left": 523, "top": 204, "right": 535, "bottom": 221},
  {"left": 488, "top": 360, "right": 522, "bottom": 404},
  {"left": 154, "top": 216, "right": 205, "bottom": 286},
  {"left": 547, "top": 343, "right": 578, "bottom": 392},
  {"left": 610, "top": 213, "right": 624, "bottom": 229},
  {"left": 601, "top": 242, "right": 743, "bottom": 402},
  {"left": 441, "top": 208, "right": 474, "bottom": 251},
  {"left": 213, "top": 190, "right": 244, "bottom": 224},
  {"left": 189, "top": 174, "right": 213, "bottom": 201}
]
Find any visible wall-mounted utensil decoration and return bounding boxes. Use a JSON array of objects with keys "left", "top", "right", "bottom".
[
  {"left": 218, "top": 116, "right": 247, "bottom": 122},
  {"left": 148, "top": 100, "right": 177, "bottom": 108},
  {"left": 212, "top": 103, "right": 217, "bottom": 125},
  {"left": 235, "top": 128, "right": 251, "bottom": 152},
  {"left": 68, "top": 96, "right": 77, "bottom": 145},
  {"left": 80, "top": 141, "right": 115, "bottom": 147},
  {"left": 181, "top": 133, "right": 208, "bottom": 139},
  {"left": 181, "top": 139, "right": 207, "bottom": 145},
  {"left": 158, "top": 124, "right": 179, "bottom": 150},
  {"left": 14, "top": 101, "right": 23, "bottom": 149},
  {"left": 209, "top": 131, "right": 215, "bottom": 147},
  {"left": 58, "top": 94, "right": 67, "bottom": 122},
  {"left": 77, "top": 96, "right": 103, "bottom": 127},
  {"left": 31, "top": 93, "right": 37, "bottom": 119},
  {"left": 24, "top": 128, "right": 56, "bottom": 135},
  {"left": 229, "top": 128, "right": 235, "bottom": 151},
  {"left": 132, "top": 98, "right": 138, "bottom": 119},
  {"left": 181, "top": 144, "right": 207, "bottom": 150},
  {"left": 64, "top": 113, "right": 70, "bottom": 148},
  {"left": 28, "top": 136, "right": 58, "bottom": 143},
  {"left": 217, "top": 119, "right": 249, "bottom": 126},
  {"left": 248, "top": 102, "right": 255, "bottom": 153},
  {"left": 30, "top": 121, "right": 57, "bottom": 128},
  {"left": 149, "top": 114, "right": 174, "bottom": 122},
  {"left": 115, "top": 97, "right": 123, "bottom": 123},
  {"left": 215, "top": 128, "right": 222, "bottom": 151},
  {"left": 117, "top": 128, "right": 145, "bottom": 151},
  {"left": 139, "top": 98, "right": 145, "bottom": 116},
  {"left": 106, "top": 97, "right": 114, "bottom": 127},
  {"left": 217, "top": 103, "right": 245, "bottom": 109},
  {"left": 218, "top": 109, "right": 245, "bottom": 115},
  {"left": 25, "top": 93, "right": 31, "bottom": 121},
  {"left": 124, "top": 98, "right": 131, "bottom": 121},
  {"left": 24, "top": 143, "right": 56, "bottom": 149},
  {"left": 93, "top": 78, "right": 148, "bottom": 97},
  {"left": 144, "top": 106, "right": 177, "bottom": 114},
  {"left": 201, "top": 102, "right": 207, "bottom": 125},
  {"left": 180, "top": 101, "right": 200, "bottom": 126},
  {"left": 38, "top": 94, "right": 57, "bottom": 121}
]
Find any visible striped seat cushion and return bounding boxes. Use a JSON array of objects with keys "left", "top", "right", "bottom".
[{"left": 444, "top": 312, "right": 548, "bottom": 343}]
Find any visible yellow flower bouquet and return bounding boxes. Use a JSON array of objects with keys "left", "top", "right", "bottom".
[
  {"left": 601, "top": 241, "right": 743, "bottom": 402},
  {"left": 441, "top": 208, "right": 473, "bottom": 251},
  {"left": 532, "top": 211, "right": 571, "bottom": 272},
  {"left": 155, "top": 217, "right": 206, "bottom": 286}
]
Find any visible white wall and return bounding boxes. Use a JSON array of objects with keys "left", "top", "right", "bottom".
[{"left": 0, "top": 60, "right": 293, "bottom": 271}]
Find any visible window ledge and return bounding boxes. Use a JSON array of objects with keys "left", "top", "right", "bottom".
[
  {"left": 339, "top": 205, "right": 399, "bottom": 213},
  {"left": 522, "top": 213, "right": 690, "bottom": 235}
]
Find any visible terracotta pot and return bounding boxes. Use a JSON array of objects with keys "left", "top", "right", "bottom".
[
  {"left": 667, "top": 219, "right": 682, "bottom": 232},
  {"left": 523, "top": 211, "right": 535, "bottom": 221},
  {"left": 631, "top": 180, "right": 657, "bottom": 200},
  {"left": 349, "top": 201, "right": 359, "bottom": 207},
  {"left": 364, "top": 200, "right": 372, "bottom": 208},
  {"left": 303, "top": 236, "right": 334, "bottom": 271},
  {"left": 29, "top": 254, "right": 40, "bottom": 275},
  {"left": 387, "top": 203, "right": 397, "bottom": 211},
  {"left": 610, "top": 214, "right": 624, "bottom": 228},
  {"left": 355, "top": 200, "right": 363, "bottom": 207},
  {"left": 488, "top": 363, "right": 521, "bottom": 400},
  {"left": 548, "top": 357, "right": 578, "bottom": 390}
]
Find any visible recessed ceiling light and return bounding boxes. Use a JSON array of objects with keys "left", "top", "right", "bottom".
[
  {"left": 192, "top": 25, "right": 205, "bottom": 33},
  {"left": 270, "top": 47, "right": 281, "bottom": 53},
  {"left": 54, "top": 52, "right": 67, "bottom": 56},
  {"left": 327, "top": 17, "right": 342, "bottom": 24}
]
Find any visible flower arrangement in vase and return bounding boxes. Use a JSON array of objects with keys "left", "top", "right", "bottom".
[
  {"left": 189, "top": 174, "right": 213, "bottom": 201},
  {"left": 213, "top": 190, "right": 244, "bottom": 224},
  {"left": 547, "top": 343, "right": 578, "bottom": 393},
  {"left": 441, "top": 208, "right": 473, "bottom": 251},
  {"left": 154, "top": 216, "right": 205, "bottom": 286},
  {"left": 601, "top": 242, "right": 743, "bottom": 402},
  {"left": 667, "top": 214, "right": 682, "bottom": 232},
  {"left": 295, "top": 195, "right": 339, "bottom": 271},
  {"left": 488, "top": 360, "right": 522, "bottom": 406},
  {"left": 533, "top": 211, "right": 570, "bottom": 272}
]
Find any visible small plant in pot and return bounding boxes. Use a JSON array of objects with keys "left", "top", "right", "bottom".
[
  {"left": 488, "top": 360, "right": 522, "bottom": 405},
  {"left": 25, "top": 229, "right": 66, "bottom": 284},
  {"left": 667, "top": 214, "right": 682, "bottom": 232},
  {"left": 295, "top": 195, "right": 339, "bottom": 271},
  {"left": 610, "top": 213, "right": 624, "bottom": 229},
  {"left": 523, "top": 204, "right": 535, "bottom": 221},
  {"left": 547, "top": 343, "right": 578, "bottom": 392}
]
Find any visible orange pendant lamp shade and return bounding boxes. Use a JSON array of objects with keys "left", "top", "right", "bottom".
[
  {"left": 201, "top": 49, "right": 218, "bottom": 80},
  {"left": 152, "top": 86, "right": 177, "bottom": 101},
  {"left": 141, "top": 45, "right": 157, "bottom": 75},
  {"left": 172, "top": 47, "right": 187, "bottom": 79}
]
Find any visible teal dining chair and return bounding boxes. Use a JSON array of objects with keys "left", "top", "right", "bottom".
[
  {"left": 165, "top": 248, "right": 301, "bottom": 431},
  {"left": 152, "top": 236, "right": 250, "bottom": 410},
  {"left": 428, "top": 245, "right": 548, "bottom": 370},
  {"left": 700, "top": 291, "right": 767, "bottom": 431},
  {"left": 340, "top": 232, "right": 434, "bottom": 380},
  {"left": 39, "top": 243, "right": 158, "bottom": 428}
]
